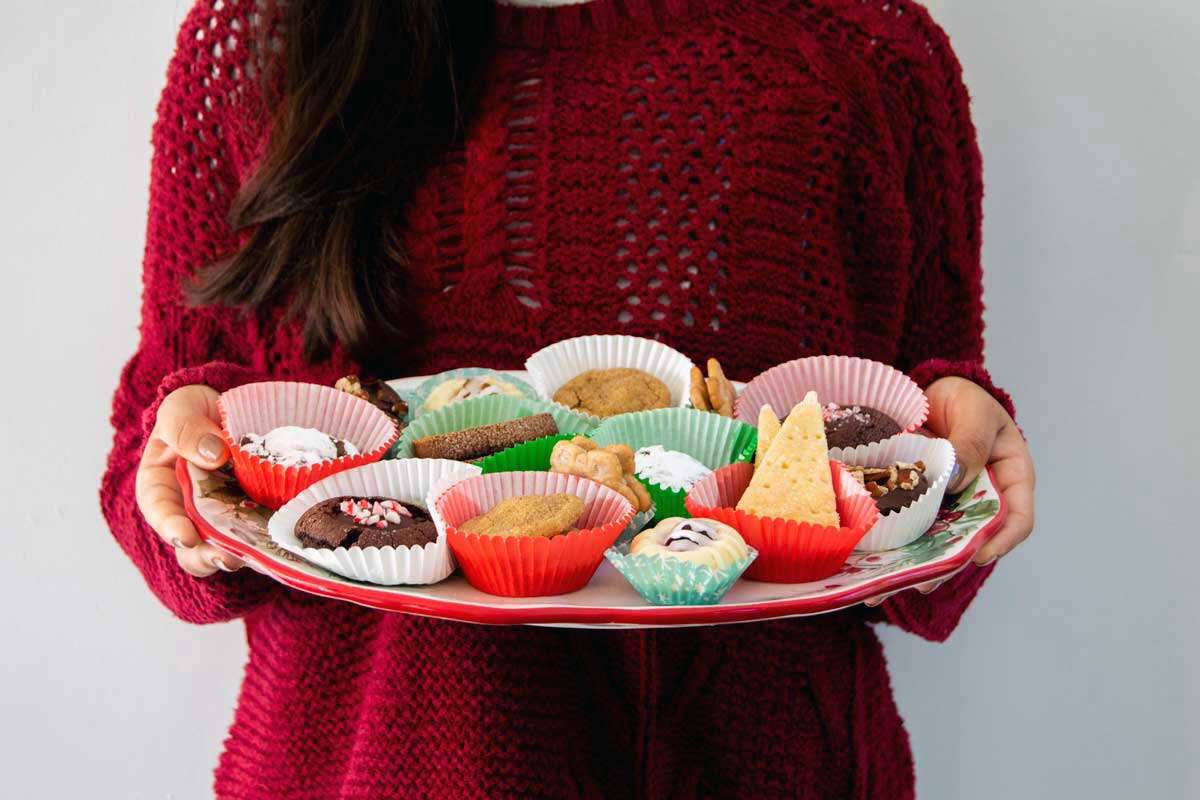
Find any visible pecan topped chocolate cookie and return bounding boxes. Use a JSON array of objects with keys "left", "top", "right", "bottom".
[{"left": 845, "top": 461, "right": 929, "bottom": 515}]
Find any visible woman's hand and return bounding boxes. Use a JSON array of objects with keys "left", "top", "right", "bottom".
[
  {"left": 135, "top": 385, "right": 245, "bottom": 577},
  {"left": 926, "top": 376, "right": 1035, "bottom": 566},
  {"left": 865, "top": 376, "right": 1035, "bottom": 605}
]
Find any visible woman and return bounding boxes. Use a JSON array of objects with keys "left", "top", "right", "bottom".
[{"left": 103, "top": 1, "right": 1035, "bottom": 797}]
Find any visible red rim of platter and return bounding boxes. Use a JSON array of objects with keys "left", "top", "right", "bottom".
[{"left": 182, "top": 456, "right": 1005, "bottom": 627}]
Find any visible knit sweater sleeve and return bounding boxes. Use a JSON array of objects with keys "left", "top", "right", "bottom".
[
  {"left": 99, "top": 3, "right": 277, "bottom": 624},
  {"left": 868, "top": 6, "right": 1008, "bottom": 640}
]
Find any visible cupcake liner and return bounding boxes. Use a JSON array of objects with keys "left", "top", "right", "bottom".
[
  {"left": 605, "top": 543, "right": 757, "bottom": 606},
  {"left": 267, "top": 458, "right": 480, "bottom": 585},
  {"left": 830, "top": 434, "right": 957, "bottom": 552},
  {"left": 685, "top": 461, "right": 879, "bottom": 583},
  {"left": 616, "top": 506, "right": 658, "bottom": 545},
  {"left": 219, "top": 381, "right": 399, "bottom": 509},
  {"left": 591, "top": 407, "right": 758, "bottom": 522},
  {"left": 394, "top": 395, "right": 599, "bottom": 459},
  {"left": 524, "top": 334, "right": 695, "bottom": 409},
  {"left": 477, "top": 433, "right": 575, "bottom": 473},
  {"left": 406, "top": 368, "right": 539, "bottom": 419},
  {"left": 478, "top": 433, "right": 657, "bottom": 543},
  {"left": 431, "top": 471, "right": 635, "bottom": 597},
  {"left": 734, "top": 356, "right": 929, "bottom": 437}
]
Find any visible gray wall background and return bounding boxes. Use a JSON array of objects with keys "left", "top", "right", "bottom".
[{"left": 1, "top": 2, "right": 1194, "bottom": 797}]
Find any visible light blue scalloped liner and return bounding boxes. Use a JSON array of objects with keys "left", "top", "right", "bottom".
[
  {"left": 616, "top": 506, "right": 657, "bottom": 546},
  {"left": 604, "top": 544, "right": 757, "bottom": 606},
  {"left": 405, "top": 368, "right": 540, "bottom": 420}
]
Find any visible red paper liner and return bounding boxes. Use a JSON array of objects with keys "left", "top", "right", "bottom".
[
  {"left": 685, "top": 461, "right": 879, "bottom": 583},
  {"left": 434, "top": 471, "right": 635, "bottom": 597},
  {"left": 218, "top": 381, "right": 399, "bottom": 509}
]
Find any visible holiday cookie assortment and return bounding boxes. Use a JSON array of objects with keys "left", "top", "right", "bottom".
[{"left": 221, "top": 336, "right": 956, "bottom": 600}]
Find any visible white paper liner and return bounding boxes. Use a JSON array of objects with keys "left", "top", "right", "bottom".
[
  {"left": 524, "top": 334, "right": 695, "bottom": 408},
  {"left": 268, "top": 458, "right": 481, "bottom": 585},
  {"left": 734, "top": 356, "right": 929, "bottom": 434},
  {"left": 830, "top": 434, "right": 956, "bottom": 552}
]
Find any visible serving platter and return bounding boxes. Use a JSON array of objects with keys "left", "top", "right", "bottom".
[{"left": 184, "top": 371, "right": 1005, "bottom": 628}]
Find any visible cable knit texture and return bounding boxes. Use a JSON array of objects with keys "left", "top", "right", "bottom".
[{"left": 101, "top": 1, "right": 1011, "bottom": 797}]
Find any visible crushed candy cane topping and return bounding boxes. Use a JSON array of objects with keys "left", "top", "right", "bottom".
[
  {"left": 822, "top": 403, "right": 872, "bottom": 425},
  {"left": 338, "top": 498, "right": 414, "bottom": 529}
]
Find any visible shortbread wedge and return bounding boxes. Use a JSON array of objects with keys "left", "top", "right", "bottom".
[
  {"left": 737, "top": 391, "right": 839, "bottom": 526},
  {"left": 755, "top": 404, "right": 782, "bottom": 466}
]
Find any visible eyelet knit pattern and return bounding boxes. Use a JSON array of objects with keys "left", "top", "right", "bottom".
[{"left": 101, "top": 1, "right": 1012, "bottom": 797}]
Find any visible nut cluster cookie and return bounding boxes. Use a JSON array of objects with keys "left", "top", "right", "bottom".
[
  {"left": 550, "top": 436, "right": 652, "bottom": 512},
  {"left": 553, "top": 368, "right": 670, "bottom": 417},
  {"left": 846, "top": 461, "right": 929, "bottom": 515},
  {"left": 334, "top": 375, "right": 408, "bottom": 428}
]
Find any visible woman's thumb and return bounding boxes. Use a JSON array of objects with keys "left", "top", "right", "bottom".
[{"left": 158, "top": 385, "right": 229, "bottom": 469}]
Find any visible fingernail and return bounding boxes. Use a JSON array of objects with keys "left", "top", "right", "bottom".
[
  {"left": 948, "top": 462, "right": 964, "bottom": 492},
  {"left": 171, "top": 537, "right": 191, "bottom": 551},
  {"left": 919, "top": 579, "right": 947, "bottom": 595},
  {"left": 198, "top": 434, "right": 226, "bottom": 463},
  {"left": 977, "top": 555, "right": 1000, "bottom": 568},
  {"left": 212, "top": 557, "right": 234, "bottom": 573}
]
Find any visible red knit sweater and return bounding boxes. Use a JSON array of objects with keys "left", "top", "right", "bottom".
[{"left": 102, "top": 2, "right": 1014, "bottom": 797}]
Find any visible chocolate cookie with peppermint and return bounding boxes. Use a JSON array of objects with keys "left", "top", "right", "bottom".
[
  {"left": 822, "top": 403, "right": 902, "bottom": 449},
  {"left": 295, "top": 497, "right": 438, "bottom": 550}
]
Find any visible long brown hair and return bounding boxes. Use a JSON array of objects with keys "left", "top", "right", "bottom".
[{"left": 191, "top": 1, "right": 493, "bottom": 363}]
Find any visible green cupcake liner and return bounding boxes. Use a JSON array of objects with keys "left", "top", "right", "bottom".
[
  {"left": 406, "top": 368, "right": 539, "bottom": 419},
  {"left": 480, "top": 434, "right": 657, "bottom": 542},
  {"left": 394, "top": 395, "right": 598, "bottom": 459},
  {"left": 605, "top": 545, "right": 757, "bottom": 606},
  {"left": 591, "top": 408, "right": 757, "bottom": 522},
  {"left": 478, "top": 434, "right": 574, "bottom": 473}
]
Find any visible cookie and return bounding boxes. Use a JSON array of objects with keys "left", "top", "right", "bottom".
[
  {"left": 550, "top": 437, "right": 652, "bottom": 512},
  {"left": 553, "top": 368, "right": 670, "bottom": 418},
  {"left": 295, "top": 497, "right": 437, "bottom": 550},
  {"left": 633, "top": 445, "right": 713, "bottom": 492},
  {"left": 411, "top": 413, "right": 558, "bottom": 461},
  {"left": 631, "top": 517, "right": 750, "bottom": 570},
  {"left": 422, "top": 375, "right": 526, "bottom": 414},
  {"left": 846, "top": 461, "right": 929, "bottom": 515},
  {"left": 690, "top": 366, "right": 712, "bottom": 412},
  {"left": 459, "top": 493, "right": 585, "bottom": 539},
  {"left": 334, "top": 375, "right": 407, "bottom": 428},
  {"left": 822, "top": 403, "right": 902, "bottom": 449},
  {"left": 238, "top": 426, "right": 359, "bottom": 468},
  {"left": 755, "top": 404, "right": 782, "bottom": 466},
  {"left": 736, "top": 391, "right": 839, "bottom": 527},
  {"left": 689, "top": 358, "right": 736, "bottom": 417}
]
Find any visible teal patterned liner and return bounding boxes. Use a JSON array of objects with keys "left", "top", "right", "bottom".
[
  {"left": 406, "top": 368, "right": 539, "bottom": 420},
  {"left": 394, "top": 395, "right": 599, "bottom": 459},
  {"left": 605, "top": 544, "right": 757, "bottom": 606},
  {"left": 591, "top": 408, "right": 757, "bottom": 522},
  {"left": 616, "top": 507, "right": 657, "bottom": 546}
]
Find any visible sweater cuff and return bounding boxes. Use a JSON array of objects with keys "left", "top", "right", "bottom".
[
  {"left": 863, "top": 561, "right": 995, "bottom": 642},
  {"left": 908, "top": 358, "right": 1015, "bottom": 420},
  {"left": 140, "top": 361, "right": 265, "bottom": 439},
  {"left": 109, "top": 361, "right": 277, "bottom": 625}
]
